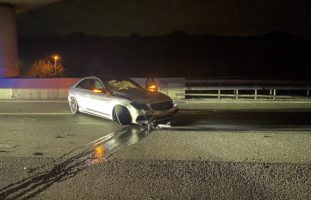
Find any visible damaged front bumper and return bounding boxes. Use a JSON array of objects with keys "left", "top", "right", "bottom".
[{"left": 133, "top": 104, "right": 178, "bottom": 125}]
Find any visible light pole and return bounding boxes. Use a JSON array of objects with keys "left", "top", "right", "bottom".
[{"left": 53, "top": 55, "right": 59, "bottom": 76}]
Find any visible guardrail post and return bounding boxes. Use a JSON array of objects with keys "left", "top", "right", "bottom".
[
  {"left": 235, "top": 89, "right": 239, "bottom": 99},
  {"left": 307, "top": 89, "right": 310, "bottom": 97},
  {"left": 218, "top": 90, "right": 221, "bottom": 100},
  {"left": 254, "top": 89, "right": 257, "bottom": 100},
  {"left": 273, "top": 89, "right": 276, "bottom": 100}
]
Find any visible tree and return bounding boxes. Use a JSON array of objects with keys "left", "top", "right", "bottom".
[{"left": 27, "top": 59, "right": 65, "bottom": 78}]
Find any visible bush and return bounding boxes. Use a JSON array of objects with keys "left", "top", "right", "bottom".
[{"left": 27, "top": 59, "right": 65, "bottom": 78}]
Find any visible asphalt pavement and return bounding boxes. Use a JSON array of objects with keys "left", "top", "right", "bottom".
[{"left": 0, "top": 101, "right": 310, "bottom": 199}]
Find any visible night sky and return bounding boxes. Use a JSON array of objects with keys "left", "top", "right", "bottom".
[
  {"left": 17, "top": 0, "right": 311, "bottom": 79},
  {"left": 18, "top": 0, "right": 311, "bottom": 39}
]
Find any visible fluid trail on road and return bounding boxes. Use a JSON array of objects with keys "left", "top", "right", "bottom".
[{"left": 0, "top": 126, "right": 150, "bottom": 200}]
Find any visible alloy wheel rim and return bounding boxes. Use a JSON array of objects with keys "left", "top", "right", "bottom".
[{"left": 71, "top": 99, "right": 77, "bottom": 113}]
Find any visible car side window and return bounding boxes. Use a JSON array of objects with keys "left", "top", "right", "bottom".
[
  {"left": 76, "top": 78, "right": 105, "bottom": 91},
  {"left": 94, "top": 80, "right": 104, "bottom": 89},
  {"left": 76, "top": 79, "right": 93, "bottom": 90}
]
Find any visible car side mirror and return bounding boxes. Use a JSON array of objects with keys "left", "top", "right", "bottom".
[
  {"left": 92, "top": 88, "right": 107, "bottom": 94},
  {"left": 146, "top": 78, "right": 158, "bottom": 93},
  {"left": 147, "top": 84, "right": 158, "bottom": 93}
]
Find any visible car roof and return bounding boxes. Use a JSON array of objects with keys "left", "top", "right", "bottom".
[
  {"left": 82, "top": 76, "right": 133, "bottom": 81},
  {"left": 76, "top": 76, "right": 136, "bottom": 86}
]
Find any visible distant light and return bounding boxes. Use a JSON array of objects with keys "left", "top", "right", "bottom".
[{"left": 53, "top": 55, "right": 59, "bottom": 61}]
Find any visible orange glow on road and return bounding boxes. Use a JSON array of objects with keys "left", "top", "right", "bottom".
[{"left": 94, "top": 144, "right": 105, "bottom": 159}]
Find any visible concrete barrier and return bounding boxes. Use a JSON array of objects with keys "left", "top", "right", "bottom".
[
  {"left": 0, "top": 78, "right": 79, "bottom": 100},
  {"left": 0, "top": 78, "right": 186, "bottom": 100}
]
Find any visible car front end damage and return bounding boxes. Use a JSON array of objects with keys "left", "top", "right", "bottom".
[{"left": 127, "top": 101, "right": 178, "bottom": 125}]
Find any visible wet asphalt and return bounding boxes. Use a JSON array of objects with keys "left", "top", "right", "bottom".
[
  {"left": 174, "top": 110, "right": 311, "bottom": 131},
  {"left": 0, "top": 101, "right": 310, "bottom": 199}
]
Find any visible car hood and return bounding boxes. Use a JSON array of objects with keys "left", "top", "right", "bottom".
[{"left": 111, "top": 88, "right": 171, "bottom": 104}]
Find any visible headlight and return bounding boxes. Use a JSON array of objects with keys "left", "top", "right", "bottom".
[{"left": 131, "top": 103, "right": 149, "bottom": 110}]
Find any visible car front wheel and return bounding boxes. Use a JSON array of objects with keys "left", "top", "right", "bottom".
[
  {"left": 69, "top": 97, "right": 79, "bottom": 114},
  {"left": 113, "top": 105, "right": 132, "bottom": 125}
]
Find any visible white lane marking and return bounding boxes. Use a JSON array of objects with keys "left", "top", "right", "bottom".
[
  {"left": 0, "top": 101, "right": 67, "bottom": 103},
  {"left": 76, "top": 123, "right": 106, "bottom": 125},
  {"left": 0, "top": 113, "right": 71, "bottom": 115},
  {"left": 182, "top": 100, "right": 311, "bottom": 104}
]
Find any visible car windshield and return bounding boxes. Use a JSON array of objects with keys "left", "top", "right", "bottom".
[{"left": 106, "top": 79, "right": 141, "bottom": 91}]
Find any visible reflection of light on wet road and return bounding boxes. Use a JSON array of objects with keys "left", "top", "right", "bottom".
[
  {"left": 92, "top": 144, "right": 105, "bottom": 164},
  {"left": 89, "top": 126, "right": 149, "bottom": 164},
  {"left": 94, "top": 145, "right": 104, "bottom": 158}
]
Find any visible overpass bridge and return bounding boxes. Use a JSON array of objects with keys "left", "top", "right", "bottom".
[{"left": 0, "top": 0, "right": 58, "bottom": 77}]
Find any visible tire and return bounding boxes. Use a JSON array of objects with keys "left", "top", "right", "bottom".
[
  {"left": 69, "top": 97, "right": 79, "bottom": 114},
  {"left": 113, "top": 105, "right": 132, "bottom": 125}
]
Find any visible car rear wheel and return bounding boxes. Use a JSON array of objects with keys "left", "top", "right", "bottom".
[
  {"left": 70, "top": 97, "right": 79, "bottom": 114},
  {"left": 113, "top": 105, "right": 132, "bottom": 125}
]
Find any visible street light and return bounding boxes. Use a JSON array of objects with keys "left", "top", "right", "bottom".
[{"left": 53, "top": 55, "right": 59, "bottom": 75}]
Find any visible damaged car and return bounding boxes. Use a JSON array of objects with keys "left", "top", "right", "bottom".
[{"left": 68, "top": 77, "right": 178, "bottom": 125}]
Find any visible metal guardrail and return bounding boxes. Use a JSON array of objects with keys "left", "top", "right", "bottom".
[{"left": 185, "top": 79, "right": 311, "bottom": 100}]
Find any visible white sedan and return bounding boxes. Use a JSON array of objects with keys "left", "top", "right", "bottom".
[{"left": 68, "top": 77, "right": 178, "bottom": 125}]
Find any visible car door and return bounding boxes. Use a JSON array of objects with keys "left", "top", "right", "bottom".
[
  {"left": 87, "top": 78, "right": 114, "bottom": 119},
  {"left": 74, "top": 78, "right": 94, "bottom": 110}
]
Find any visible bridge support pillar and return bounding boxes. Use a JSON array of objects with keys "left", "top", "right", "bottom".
[{"left": 0, "top": 4, "right": 19, "bottom": 77}]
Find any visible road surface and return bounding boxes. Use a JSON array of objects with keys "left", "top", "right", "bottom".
[{"left": 0, "top": 101, "right": 310, "bottom": 199}]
